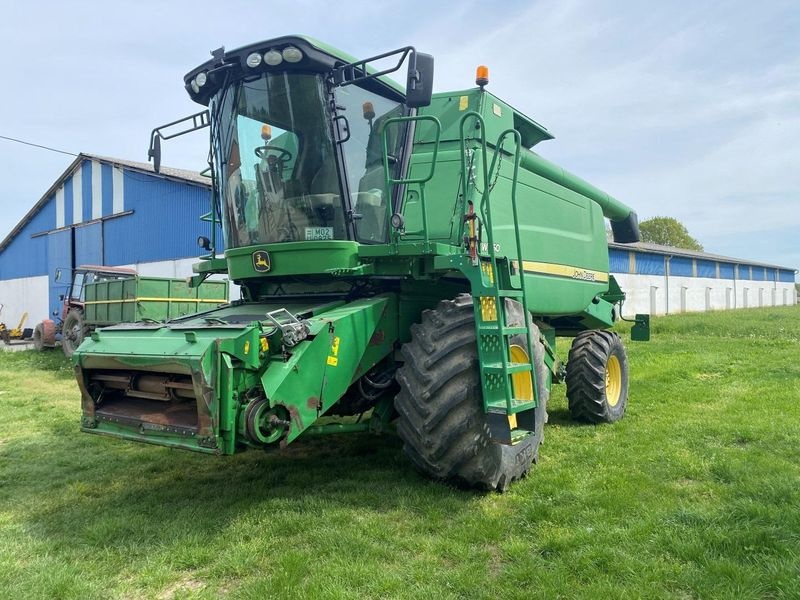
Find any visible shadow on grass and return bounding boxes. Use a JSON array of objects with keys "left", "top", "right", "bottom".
[
  {"left": 3, "top": 349, "right": 484, "bottom": 554},
  {"left": 8, "top": 422, "right": 481, "bottom": 554},
  {"left": 546, "top": 408, "right": 590, "bottom": 427}
]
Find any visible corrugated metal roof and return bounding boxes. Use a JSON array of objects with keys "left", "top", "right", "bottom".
[
  {"left": 83, "top": 154, "right": 211, "bottom": 186},
  {"left": 609, "top": 241, "right": 797, "bottom": 272},
  {"left": 0, "top": 153, "right": 210, "bottom": 252}
]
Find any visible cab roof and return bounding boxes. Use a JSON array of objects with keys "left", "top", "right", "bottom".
[{"left": 184, "top": 35, "right": 406, "bottom": 106}]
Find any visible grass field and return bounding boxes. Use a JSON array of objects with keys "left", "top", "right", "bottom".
[{"left": 1, "top": 305, "right": 799, "bottom": 599}]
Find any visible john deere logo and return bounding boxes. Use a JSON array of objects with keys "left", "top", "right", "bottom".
[{"left": 252, "top": 250, "right": 271, "bottom": 273}]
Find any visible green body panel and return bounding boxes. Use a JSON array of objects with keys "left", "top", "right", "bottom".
[
  {"left": 74, "top": 35, "right": 647, "bottom": 456},
  {"left": 414, "top": 90, "right": 553, "bottom": 151},
  {"left": 83, "top": 276, "right": 228, "bottom": 325},
  {"left": 225, "top": 241, "right": 362, "bottom": 279},
  {"left": 258, "top": 295, "right": 395, "bottom": 445}
]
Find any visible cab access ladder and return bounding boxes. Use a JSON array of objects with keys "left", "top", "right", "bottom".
[{"left": 459, "top": 113, "right": 539, "bottom": 436}]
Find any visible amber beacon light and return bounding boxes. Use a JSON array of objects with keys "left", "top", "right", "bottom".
[{"left": 476, "top": 65, "right": 489, "bottom": 89}]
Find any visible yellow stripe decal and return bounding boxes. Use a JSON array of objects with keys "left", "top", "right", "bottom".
[
  {"left": 512, "top": 260, "right": 609, "bottom": 283},
  {"left": 83, "top": 298, "right": 227, "bottom": 305}
]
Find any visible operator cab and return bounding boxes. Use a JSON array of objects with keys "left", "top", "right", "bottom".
[{"left": 180, "top": 36, "right": 433, "bottom": 248}]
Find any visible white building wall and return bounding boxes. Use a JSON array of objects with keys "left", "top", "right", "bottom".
[
  {"left": 72, "top": 168, "right": 83, "bottom": 224},
  {"left": 0, "top": 275, "right": 50, "bottom": 325},
  {"left": 612, "top": 272, "right": 796, "bottom": 316},
  {"left": 612, "top": 274, "right": 661, "bottom": 317}
]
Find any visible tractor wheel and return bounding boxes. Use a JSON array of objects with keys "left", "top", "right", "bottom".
[
  {"left": 566, "top": 330, "right": 629, "bottom": 423},
  {"left": 394, "top": 294, "right": 549, "bottom": 491},
  {"left": 61, "top": 309, "right": 88, "bottom": 358}
]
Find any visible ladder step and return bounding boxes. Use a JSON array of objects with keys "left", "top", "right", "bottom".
[
  {"left": 477, "top": 325, "right": 528, "bottom": 336},
  {"left": 483, "top": 362, "right": 532, "bottom": 374},
  {"left": 474, "top": 288, "right": 523, "bottom": 298},
  {"left": 487, "top": 399, "right": 538, "bottom": 413}
]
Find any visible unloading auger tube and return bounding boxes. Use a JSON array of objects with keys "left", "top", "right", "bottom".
[{"left": 518, "top": 149, "right": 641, "bottom": 243}]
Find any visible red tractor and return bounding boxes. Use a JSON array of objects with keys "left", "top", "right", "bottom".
[{"left": 33, "top": 265, "right": 136, "bottom": 357}]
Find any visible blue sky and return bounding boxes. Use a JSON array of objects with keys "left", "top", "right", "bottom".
[{"left": 1, "top": 0, "right": 797, "bottom": 272}]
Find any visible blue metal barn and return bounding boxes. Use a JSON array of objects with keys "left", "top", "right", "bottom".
[{"left": 0, "top": 154, "right": 219, "bottom": 325}]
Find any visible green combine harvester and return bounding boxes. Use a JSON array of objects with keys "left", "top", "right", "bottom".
[{"left": 74, "top": 36, "right": 649, "bottom": 490}]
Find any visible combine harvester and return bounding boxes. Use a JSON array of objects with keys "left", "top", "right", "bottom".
[{"left": 74, "top": 36, "right": 648, "bottom": 490}]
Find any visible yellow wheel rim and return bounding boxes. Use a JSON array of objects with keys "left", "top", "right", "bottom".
[
  {"left": 509, "top": 344, "right": 533, "bottom": 400},
  {"left": 605, "top": 354, "right": 622, "bottom": 407}
]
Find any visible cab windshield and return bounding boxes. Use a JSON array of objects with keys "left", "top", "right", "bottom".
[{"left": 215, "top": 72, "right": 404, "bottom": 247}]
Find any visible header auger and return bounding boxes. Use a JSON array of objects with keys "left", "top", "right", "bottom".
[{"left": 74, "top": 36, "right": 648, "bottom": 490}]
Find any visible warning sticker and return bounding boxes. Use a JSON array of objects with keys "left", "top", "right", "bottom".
[{"left": 327, "top": 336, "right": 341, "bottom": 367}]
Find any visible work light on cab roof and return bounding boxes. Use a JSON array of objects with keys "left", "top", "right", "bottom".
[
  {"left": 247, "top": 46, "right": 302, "bottom": 70},
  {"left": 85, "top": 35, "right": 650, "bottom": 493}
]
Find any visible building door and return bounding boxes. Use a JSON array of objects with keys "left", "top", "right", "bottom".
[
  {"left": 649, "top": 286, "right": 658, "bottom": 315},
  {"left": 74, "top": 222, "right": 103, "bottom": 266},
  {"left": 46, "top": 229, "right": 73, "bottom": 320}
]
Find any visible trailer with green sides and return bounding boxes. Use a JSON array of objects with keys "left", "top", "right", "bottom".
[
  {"left": 83, "top": 276, "right": 229, "bottom": 325},
  {"left": 34, "top": 266, "right": 229, "bottom": 357},
  {"left": 73, "top": 36, "right": 648, "bottom": 490}
]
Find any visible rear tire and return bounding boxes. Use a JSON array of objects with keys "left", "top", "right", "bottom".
[
  {"left": 34, "top": 319, "right": 57, "bottom": 351},
  {"left": 62, "top": 309, "right": 87, "bottom": 358},
  {"left": 394, "top": 294, "right": 549, "bottom": 491},
  {"left": 566, "top": 330, "right": 628, "bottom": 423}
]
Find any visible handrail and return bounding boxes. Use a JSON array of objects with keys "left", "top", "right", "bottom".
[
  {"left": 457, "top": 112, "right": 484, "bottom": 247},
  {"left": 381, "top": 115, "right": 441, "bottom": 184},
  {"left": 458, "top": 112, "right": 538, "bottom": 413},
  {"left": 381, "top": 115, "right": 442, "bottom": 249},
  {"left": 490, "top": 128, "right": 536, "bottom": 412}
]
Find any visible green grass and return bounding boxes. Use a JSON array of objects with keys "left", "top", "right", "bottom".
[{"left": 1, "top": 306, "right": 799, "bottom": 599}]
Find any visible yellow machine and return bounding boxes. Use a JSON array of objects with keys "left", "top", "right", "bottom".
[{"left": 0, "top": 305, "right": 31, "bottom": 344}]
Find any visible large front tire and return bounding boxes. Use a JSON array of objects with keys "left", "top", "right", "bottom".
[
  {"left": 394, "top": 294, "right": 549, "bottom": 491},
  {"left": 566, "top": 330, "right": 629, "bottom": 423}
]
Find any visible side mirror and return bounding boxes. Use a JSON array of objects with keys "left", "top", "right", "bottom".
[
  {"left": 59, "top": 294, "right": 65, "bottom": 302},
  {"left": 54, "top": 268, "right": 62, "bottom": 282},
  {"left": 147, "top": 111, "right": 210, "bottom": 175},
  {"left": 148, "top": 134, "right": 162, "bottom": 173},
  {"left": 406, "top": 52, "right": 434, "bottom": 108}
]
